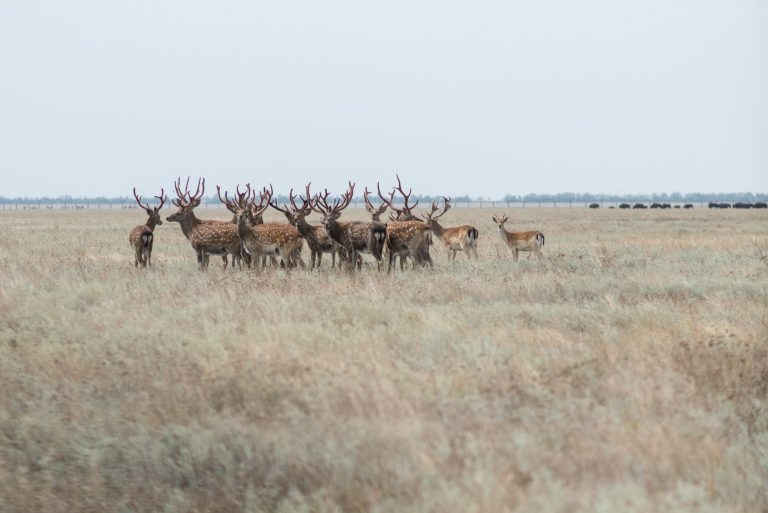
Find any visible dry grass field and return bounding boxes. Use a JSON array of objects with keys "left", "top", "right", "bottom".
[{"left": 1, "top": 206, "right": 767, "bottom": 512}]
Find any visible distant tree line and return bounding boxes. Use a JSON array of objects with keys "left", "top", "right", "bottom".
[{"left": 1, "top": 192, "right": 766, "bottom": 206}]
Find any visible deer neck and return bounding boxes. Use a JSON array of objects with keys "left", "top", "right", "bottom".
[
  {"left": 428, "top": 219, "right": 445, "bottom": 237},
  {"left": 295, "top": 216, "right": 315, "bottom": 237},
  {"left": 178, "top": 212, "right": 201, "bottom": 239},
  {"left": 237, "top": 215, "right": 252, "bottom": 239},
  {"left": 145, "top": 216, "right": 159, "bottom": 231}
]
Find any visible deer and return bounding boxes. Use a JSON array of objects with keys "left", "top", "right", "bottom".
[
  {"left": 377, "top": 177, "right": 432, "bottom": 272},
  {"left": 166, "top": 177, "right": 243, "bottom": 270},
  {"left": 311, "top": 182, "right": 387, "bottom": 271},
  {"left": 268, "top": 184, "right": 341, "bottom": 269},
  {"left": 218, "top": 184, "right": 279, "bottom": 269},
  {"left": 491, "top": 214, "right": 544, "bottom": 261},
  {"left": 424, "top": 197, "right": 479, "bottom": 260},
  {"left": 219, "top": 184, "right": 305, "bottom": 269},
  {"left": 128, "top": 187, "right": 166, "bottom": 267}
]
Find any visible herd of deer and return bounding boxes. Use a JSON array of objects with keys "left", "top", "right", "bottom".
[{"left": 129, "top": 176, "right": 545, "bottom": 271}]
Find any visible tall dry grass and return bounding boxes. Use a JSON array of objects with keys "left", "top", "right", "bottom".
[{"left": 0, "top": 206, "right": 766, "bottom": 512}]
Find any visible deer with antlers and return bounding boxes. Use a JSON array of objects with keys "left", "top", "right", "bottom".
[
  {"left": 166, "top": 177, "right": 243, "bottom": 270},
  {"left": 128, "top": 187, "right": 166, "bottom": 267},
  {"left": 311, "top": 182, "right": 387, "bottom": 271},
  {"left": 269, "top": 184, "right": 341, "bottom": 269},
  {"left": 424, "top": 197, "right": 479, "bottom": 260},
  {"left": 377, "top": 176, "right": 433, "bottom": 272},
  {"left": 219, "top": 184, "right": 305, "bottom": 269},
  {"left": 492, "top": 214, "right": 544, "bottom": 261}
]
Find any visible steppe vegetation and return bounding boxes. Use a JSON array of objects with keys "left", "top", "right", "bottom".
[{"left": 0, "top": 206, "right": 766, "bottom": 512}]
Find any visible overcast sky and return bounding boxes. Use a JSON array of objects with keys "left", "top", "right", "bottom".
[{"left": 1, "top": 1, "right": 763, "bottom": 198}]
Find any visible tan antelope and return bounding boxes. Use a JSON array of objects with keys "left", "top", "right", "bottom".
[
  {"left": 424, "top": 197, "right": 479, "bottom": 260},
  {"left": 269, "top": 184, "right": 341, "bottom": 269},
  {"left": 166, "top": 177, "right": 242, "bottom": 270},
  {"left": 219, "top": 184, "right": 305, "bottom": 269},
  {"left": 492, "top": 214, "right": 544, "bottom": 261},
  {"left": 311, "top": 183, "right": 387, "bottom": 271},
  {"left": 128, "top": 187, "right": 166, "bottom": 267},
  {"left": 377, "top": 178, "right": 432, "bottom": 272}
]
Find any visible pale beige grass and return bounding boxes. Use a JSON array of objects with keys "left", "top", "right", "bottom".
[{"left": 0, "top": 207, "right": 766, "bottom": 512}]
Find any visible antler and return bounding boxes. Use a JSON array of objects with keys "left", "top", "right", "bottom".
[
  {"left": 153, "top": 188, "right": 166, "bottom": 210},
  {"left": 173, "top": 177, "right": 190, "bottom": 203},
  {"left": 216, "top": 184, "right": 238, "bottom": 214},
  {"left": 188, "top": 177, "right": 204, "bottom": 204},
  {"left": 364, "top": 186, "right": 388, "bottom": 217},
  {"left": 287, "top": 187, "right": 312, "bottom": 215},
  {"left": 426, "top": 196, "right": 451, "bottom": 220},
  {"left": 268, "top": 187, "right": 294, "bottom": 216},
  {"left": 312, "top": 182, "right": 354, "bottom": 217},
  {"left": 250, "top": 184, "right": 273, "bottom": 219},
  {"left": 394, "top": 174, "right": 419, "bottom": 212},
  {"left": 133, "top": 187, "right": 151, "bottom": 211}
]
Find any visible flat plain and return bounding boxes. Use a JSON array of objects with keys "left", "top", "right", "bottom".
[{"left": 1, "top": 206, "right": 767, "bottom": 512}]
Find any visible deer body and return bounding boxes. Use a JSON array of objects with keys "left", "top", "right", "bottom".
[
  {"left": 426, "top": 220, "right": 479, "bottom": 260},
  {"left": 492, "top": 215, "right": 544, "bottom": 261},
  {"left": 167, "top": 177, "right": 242, "bottom": 270},
  {"left": 312, "top": 183, "right": 386, "bottom": 271},
  {"left": 175, "top": 212, "right": 242, "bottom": 269},
  {"left": 294, "top": 216, "right": 339, "bottom": 269},
  {"left": 238, "top": 219, "right": 304, "bottom": 268},
  {"left": 129, "top": 188, "right": 165, "bottom": 267},
  {"left": 423, "top": 197, "right": 479, "bottom": 261},
  {"left": 271, "top": 185, "right": 340, "bottom": 269},
  {"left": 219, "top": 183, "right": 304, "bottom": 269},
  {"left": 129, "top": 224, "right": 154, "bottom": 267},
  {"left": 377, "top": 176, "right": 433, "bottom": 272},
  {"left": 385, "top": 220, "right": 432, "bottom": 272}
]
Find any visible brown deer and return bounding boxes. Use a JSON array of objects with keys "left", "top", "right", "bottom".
[
  {"left": 377, "top": 177, "right": 432, "bottom": 272},
  {"left": 311, "top": 183, "right": 387, "bottom": 271},
  {"left": 492, "top": 214, "right": 544, "bottom": 261},
  {"left": 166, "top": 177, "right": 242, "bottom": 270},
  {"left": 218, "top": 184, "right": 277, "bottom": 269},
  {"left": 128, "top": 187, "right": 166, "bottom": 267},
  {"left": 424, "top": 197, "right": 479, "bottom": 260},
  {"left": 219, "top": 184, "right": 305, "bottom": 269},
  {"left": 269, "top": 184, "right": 341, "bottom": 269}
]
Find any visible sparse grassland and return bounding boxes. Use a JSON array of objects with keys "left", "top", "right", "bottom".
[{"left": 0, "top": 206, "right": 766, "bottom": 512}]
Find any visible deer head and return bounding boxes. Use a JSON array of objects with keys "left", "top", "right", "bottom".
[
  {"left": 363, "top": 186, "right": 388, "bottom": 221},
  {"left": 269, "top": 184, "right": 313, "bottom": 226},
  {"left": 424, "top": 197, "right": 451, "bottom": 226},
  {"left": 311, "top": 182, "right": 355, "bottom": 226},
  {"left": 379, "top": 174, "right": 421, "bottom": 221},
  {"left": 491, "top": 214, "right": 509, "bottom": 228},
  {"left": 133, "top": 187, "right": 166, "bottom": 227},
  {"left": 167, "top": 177, "right": 205, "bottom": 223}
]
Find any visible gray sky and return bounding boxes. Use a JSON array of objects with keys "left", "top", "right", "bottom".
[{"left": 1, "top": 1, "right": 763, "bottom": 198}]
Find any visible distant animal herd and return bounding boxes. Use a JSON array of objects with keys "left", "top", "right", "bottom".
[
  {"left": 129, "top": 176, "right": 544, "bottom": 271},
  {"left": 589, "top": 202, "right": 766, "bottom": 209}
]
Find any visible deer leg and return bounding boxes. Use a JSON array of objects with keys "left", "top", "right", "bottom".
[
  {"left": 514, "top": 249, "right": 519, "bottom": 262},
  {"left": 294, "top": 250, "right": 306, "bottom": 269}
]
